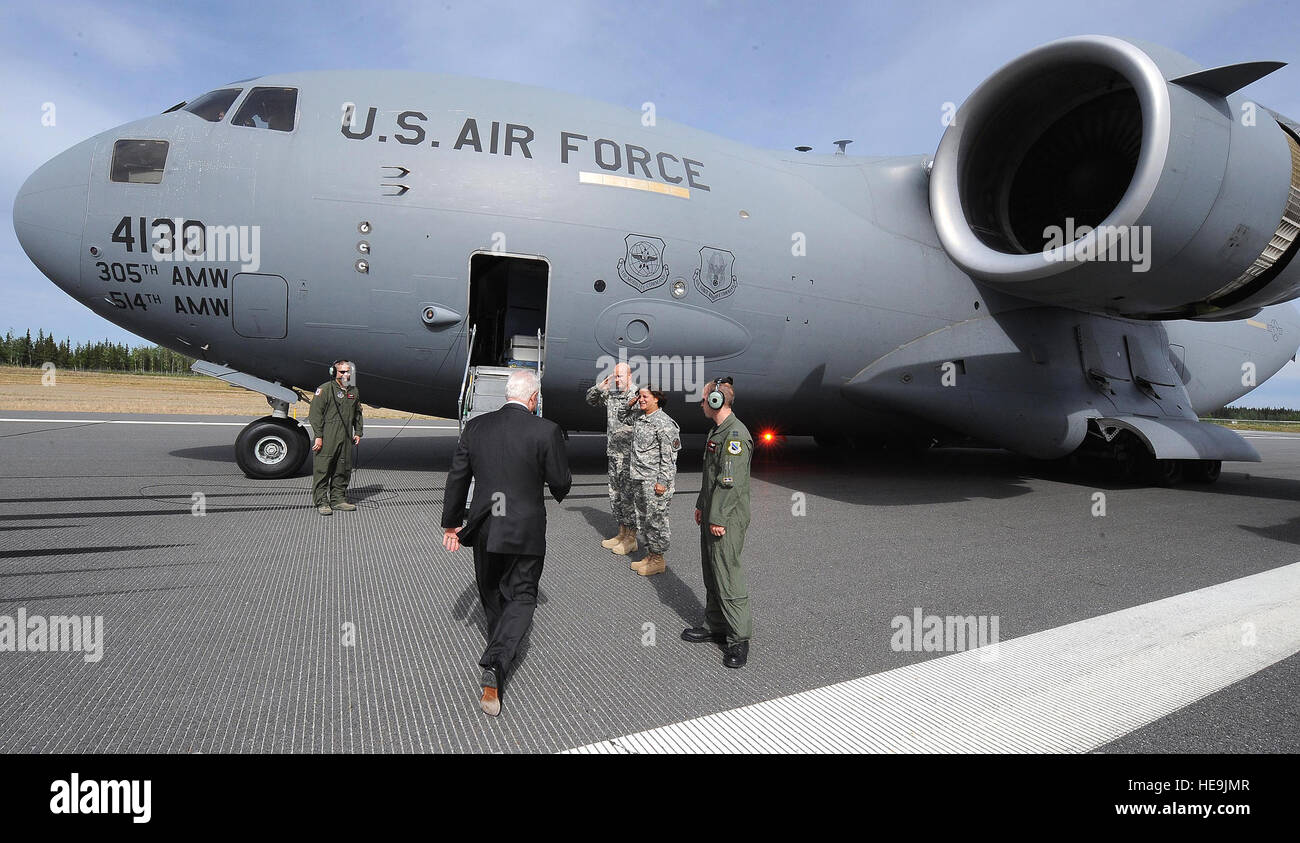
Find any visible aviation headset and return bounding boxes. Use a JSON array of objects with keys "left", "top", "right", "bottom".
[
  {"left": 329, "top": 359, "right": 357, "bottom": 387},
  {"left": 706, "top": 376, "right": 734, "bottom": 410}
]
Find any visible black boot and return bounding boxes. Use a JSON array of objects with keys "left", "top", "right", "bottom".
[
  {"left": 723, "top": 641, "right": 749, "bottom": 668},
  {"left": 681, "top": 627, "right": 726, "bottom": 644}
]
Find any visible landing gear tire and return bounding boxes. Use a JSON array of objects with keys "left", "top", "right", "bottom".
[
  {"left": 1185, "top": 459, "right": 1222, "bottom": 483},
  {"left": 1108, "top": 433, "right": 1147, "bottom": 483},
  {"left": 235, "top": 417, "right": 309, "bottom": 479},
  {"left": 1146, "top": 458, "right": 1185, "bottom": 487}
]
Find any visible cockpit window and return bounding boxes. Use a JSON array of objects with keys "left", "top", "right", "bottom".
[
  {"left": 183, "top": 88, "right": 242, "bottom": 122},
  {"left": 232, "top": 87, "right": 298, "bottom": 132},
  {"left": 110, "top": 139, "right": 169, "bottom": 184}
]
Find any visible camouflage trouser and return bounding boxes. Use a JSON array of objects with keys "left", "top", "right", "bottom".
[
  {"left": 607, "top": 451, "right": 637, "bottom": 527},
  {"left": 634, "top": 479, "right": 673, "bottom": 553}
]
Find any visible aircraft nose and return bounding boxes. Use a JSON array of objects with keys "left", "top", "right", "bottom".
[{"left": 13, "top": 140, "right": 92, "bottom": 297}]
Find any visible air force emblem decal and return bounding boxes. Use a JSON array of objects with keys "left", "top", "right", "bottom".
[
  {"left": 694, "top": 247, "right": 737, "bottom": 301},
  {"left": 617, "top": 235, "right": 669, "bottom": 292}
]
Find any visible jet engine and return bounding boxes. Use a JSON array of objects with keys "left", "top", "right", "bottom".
[{"left": 930, "top": 35, "right": 1300, "bottom": 320}]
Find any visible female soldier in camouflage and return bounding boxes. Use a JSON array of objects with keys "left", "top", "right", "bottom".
[{"left": 625, "top": 388, "right": 681, "bottom": 576}]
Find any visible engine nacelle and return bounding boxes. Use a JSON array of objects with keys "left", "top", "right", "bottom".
[{"left": 930, "top": 35, "right": 1300, "bottom": 320}]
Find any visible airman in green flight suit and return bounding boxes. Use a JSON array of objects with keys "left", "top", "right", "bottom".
[{"left": 308, "top": 360, "right": 364, "bottom": 515}]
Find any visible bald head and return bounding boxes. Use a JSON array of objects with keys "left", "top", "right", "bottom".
[{"left": 612, "top": 362, "right": 632, "bottom": 390}]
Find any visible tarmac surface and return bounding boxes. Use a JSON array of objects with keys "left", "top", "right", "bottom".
[{"left": 0, "top": 411, "right": 1297, "bottom": 753}]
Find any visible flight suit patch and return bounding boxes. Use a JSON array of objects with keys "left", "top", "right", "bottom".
[
  {"left": 707, "top": 440, "right": 718, "bottom": 452},
  {"left": 721, "top": 476, "right": 733, "bottom": 487},
  {"left": 727, "top": 440, "right": 742, "bottom": 455}
]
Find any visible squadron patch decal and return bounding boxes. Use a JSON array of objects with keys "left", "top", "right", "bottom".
[
  {"left": 727, "top": 440, "right": 743, "bottom": 455},
  {"left": 617, "top": 234, "right": 669, "bottom": 292},
  {"left": 694, "top": 246, "right": 737, "bottom": 301}
]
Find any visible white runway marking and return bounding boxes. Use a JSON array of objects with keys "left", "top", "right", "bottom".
[
  {"left": 0, "top": 417, "right": 457, "bottom": 430},
  {"left": 568, "top": 562, "right": 1300, "bottom": 753}
]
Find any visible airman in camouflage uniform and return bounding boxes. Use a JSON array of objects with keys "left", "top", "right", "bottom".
[
  {"left": 586, "top": 363, "right": 640, "bottom": 553},
  {"left": 626, "top": 388, "right": 680, "bottom": 576}
]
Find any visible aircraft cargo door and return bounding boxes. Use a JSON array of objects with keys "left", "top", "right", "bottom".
[
  {"left": 466, "top": 253, "right": 548, "bottom": 369},
  {"left": 460, "top": 253, "right": 549, "bottom": 424},
  {"left": 232, "top": 272, "right": 288, "bottom": 339}
]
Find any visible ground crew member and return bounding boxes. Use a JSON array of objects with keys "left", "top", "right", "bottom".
[
  {"left": 586, "top": 362, "right": 640, "bottom": 553},
  {"left": 626, "top": 388, "right": 680, "bottom": 576},
  {"left": 682, "top": 377, "right": 753, "bottom": 668},
  {"left": 308, "top": 359, "right": 363, "bottom": 515}
]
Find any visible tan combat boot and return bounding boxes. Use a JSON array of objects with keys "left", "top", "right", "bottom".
[
  {"left": 601, "top": 525, "right": 628, "bottom": 549},
  {"left": 611, "top": 528, "right": 638, "bottom": 556},
  {"left": 636, "top": 551, "right": 666, "bottom": 576}
]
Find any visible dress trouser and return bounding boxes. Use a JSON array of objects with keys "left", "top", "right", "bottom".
[{"left": 473, "top": 545, "right": 544, "bottom": 680}]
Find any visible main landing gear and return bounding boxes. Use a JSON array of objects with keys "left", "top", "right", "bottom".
[
  {"left": 1090, "top": 430, "right": 1221, "bottom": 486},
  {"left": 234, "top": 397, "right": 311, "bottom": 479}
]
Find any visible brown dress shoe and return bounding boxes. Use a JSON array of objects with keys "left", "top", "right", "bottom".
[{"left": 479, "top": 686, "right": 501, "bottom": 717}]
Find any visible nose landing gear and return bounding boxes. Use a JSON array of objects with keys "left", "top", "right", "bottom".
[
  {"left": 234, "top": 398, "right": 311, "bottom": 479},
  {"left": 190, "top": 362, "right": 312, "bottom": 479}
]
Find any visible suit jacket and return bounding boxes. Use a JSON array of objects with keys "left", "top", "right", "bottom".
[{"left": 440, "top": 402, "right": 572, "bottom": 557}]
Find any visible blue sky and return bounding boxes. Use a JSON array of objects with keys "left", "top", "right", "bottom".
[{"left": 2, "top": 0, "right": 1299, "bottom": 405}]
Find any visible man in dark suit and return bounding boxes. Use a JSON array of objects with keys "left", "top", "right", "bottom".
[{"left": 441, "top": 369, "right": 571, "bottom": 716}]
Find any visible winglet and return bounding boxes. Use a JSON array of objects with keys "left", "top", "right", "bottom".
[{"left": 1170, "top": 61, "right": 1286, "bottom": 97}]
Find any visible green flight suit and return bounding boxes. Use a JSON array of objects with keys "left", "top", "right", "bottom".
[
  {"left": 696, "top": 412, "right": 753, "bottom": 645},
  {"left": 308, "top": 380, "right": 364, "bottom": 507}
]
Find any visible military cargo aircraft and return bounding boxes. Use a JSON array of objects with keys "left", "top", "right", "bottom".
[{"left": 13, "top": 35, "right": 1300, "bottom": 484}]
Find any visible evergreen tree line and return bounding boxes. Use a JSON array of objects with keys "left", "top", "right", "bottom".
[
  {"left": 0, "top": 329, "right": 196, "bottom": 375},
  {"left": 1208, "top": 405, "right": 1300, "bottom": 422}
]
